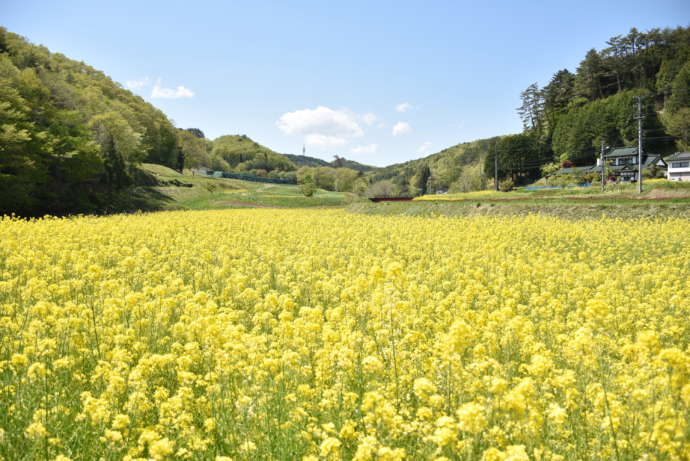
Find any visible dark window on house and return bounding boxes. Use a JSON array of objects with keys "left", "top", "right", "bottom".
[{"left": 671, "top": 161, "right": 689, "bottom": 168}]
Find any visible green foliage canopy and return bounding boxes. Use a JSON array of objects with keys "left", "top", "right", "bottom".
[{"left": 0, "top": 28, "right": 181, "bottom": 215}]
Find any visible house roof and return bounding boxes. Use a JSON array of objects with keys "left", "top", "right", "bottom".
[
  {"left": 645, "top": 155, "right": 665, "bottom": 167},
  {"left": 617, "top": 154, "right": 664, "bottom": 171},
  {"left": 665, "top": 152, "right": 690, "bottom": 162},
  {"left": 605, "top": 147, "right": 638, "bottom": 158},
  {"left": 589, "top": 164, "right": 625, "bottom": 172},
  {"left": 555, "top": 154, "right": 665, "bottom": 176},
  {"left": 604, "top": 147, "right": 663, "bottom": 166},
  {"left": 556, "top": 166, "right": 594, "bottom": 175}
]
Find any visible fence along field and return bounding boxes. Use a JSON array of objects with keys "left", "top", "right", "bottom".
[{"left": 0, "top": 209, "right": 689, "bottom": 460}]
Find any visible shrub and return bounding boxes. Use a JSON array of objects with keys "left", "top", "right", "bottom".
[
  {"left": 499, "top": 178, "right": 514, "bottom": 192},
  {"left": 365, "top": 180, "right": 398, "bottom": 198},
  {"left": 300, "top": 180, "right": 316, "bottom": 197}
]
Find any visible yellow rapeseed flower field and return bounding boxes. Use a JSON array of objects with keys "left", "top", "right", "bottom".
[{"left": 1, "top": 209, "right": 689, "bottom": 460}]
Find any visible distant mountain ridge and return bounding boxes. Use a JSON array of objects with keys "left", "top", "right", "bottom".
[
  {"left": 208, "top": 135, "right": 378, "bottom": 173},
  {"left": 284, "top": 154, "right": 379, "bottom": 172}
]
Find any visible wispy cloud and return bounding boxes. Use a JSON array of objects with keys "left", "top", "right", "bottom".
[
  {"left": 126, "top": 77, "right": 150, "bottom": 89},
  {"left": 151, "top": 79, "right": 195, "bottom": 99},
  {"left": 351, "top": 144, "right": 378, "bottom": 154},
  {"left": 392, "top": 121, "right": 411, "bottom": 136},
  {"left": 395, "top": 102, "right": 412, "bottom": 113}
]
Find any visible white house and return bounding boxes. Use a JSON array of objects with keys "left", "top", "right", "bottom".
[{"left": 666, "top": 152, "right": 690, "bottom": 182}]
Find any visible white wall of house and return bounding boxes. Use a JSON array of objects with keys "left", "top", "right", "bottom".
[{"left": 667, "top": 160, "right": 690, "bottom": 181}]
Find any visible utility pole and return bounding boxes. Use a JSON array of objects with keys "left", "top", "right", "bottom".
[
  {"left": 634, "top": 95, "right": 644, "bottom": 193},
  {"left": 599, "top": 138, "right": 606, "bottom": 192},
  {"left": 494, "top": 143, "right": 499, "bottom": 191}
]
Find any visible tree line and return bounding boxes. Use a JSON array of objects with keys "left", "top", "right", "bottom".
[
  {"left": 0, "top": 28, "right": 182, "bottom": 215},
  {"left": 485, "top": 26, "right": 690, "bottom": 185}
]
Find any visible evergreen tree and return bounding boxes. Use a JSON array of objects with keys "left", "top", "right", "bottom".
[
  {"left": 186, "top": 128, "right": 205, "bottom": 139},
  {"left": 413, "top": 164, "right": 431, "bottom": 195},
  {"left": 517, "top": 83, "right": 545, "bottom": 133},
  {"left": 574, "top": 49, "right": 606, "bottom": 100}
]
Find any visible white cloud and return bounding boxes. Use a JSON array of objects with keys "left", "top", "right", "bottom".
[
  {"left": 277, "top": 106, "right": 363, "bottom": 138},
  {"left": 417, "top": 141, "right": 432, "bottom": 155},
  {"left": 126, "top": 77, "right": 150, "bottom": 89},
  {"left": 277, "top": 106, "right": 367, "bottom": 148},
  {"left": 351, "top": 144, "right": 378, "bottom": 154},
  {"left": 392, "top": 121, "right": 411, "bottom": 136},
  {"left": 305, "top": 134, "right": 347, "bottom": 147},
  {"left": 151, "top": 80, "right": 195, "bottom": 99},
  {"left": 362, "top": 113, "right": 378, "bottom": 126},
  {"left": 395, "top": 102, "right": 412, "bottom": 113}
]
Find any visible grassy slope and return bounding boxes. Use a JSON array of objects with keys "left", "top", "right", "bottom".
[
  {"left": 349, "top": 180, "right": 690, "bottom": 219},
  {"left": 140, "top": 164, "right": 356, "bottom": 209}
]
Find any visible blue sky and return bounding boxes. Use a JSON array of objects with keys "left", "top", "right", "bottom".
[{"left": 3, "top": 0, "right": 688, "bottom": 166}]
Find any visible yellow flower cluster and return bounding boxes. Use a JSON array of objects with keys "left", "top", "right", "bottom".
[{"left": 0, "top": 210, "right": 689, "bottom": 460}]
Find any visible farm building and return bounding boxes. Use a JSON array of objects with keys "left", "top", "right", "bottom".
[
  {"left": 665, "top": 152, "right": 690, "bottom": 181},
  {"left": 554, "top": 147, "right": 666, "bottom": 182},
  {"left": 599, "top": 147, "right": 666, "bottom": 182}
]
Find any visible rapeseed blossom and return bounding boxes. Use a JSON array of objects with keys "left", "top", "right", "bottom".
[{"left": 0, "top": 209, "right": 689, "bottom": 460}]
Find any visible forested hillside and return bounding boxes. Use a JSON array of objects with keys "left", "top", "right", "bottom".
[
  {"left": 366, "top": 137, "right": 501, "bottom": 195},
  {"left": 0, "top": 28, "right": 182, "bottom": 215},
  {"left": 210, "top": 134, "right": 295, "bottom": 179},
  {"left": 0, "top": 18, "right": 374, "bottom": 216},
  {"left": 371, "top": 26, "right": 690, "bottom": 194},
  {"left": 489, "top": 26, "right": 690, "bottom": 184}
]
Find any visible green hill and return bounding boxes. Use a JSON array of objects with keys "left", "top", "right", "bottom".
[
  {"left": 284, "top": 154, "right": 330, "bottom": 168},
  {"left": 211, "top": 134, "right": 295, "bottom": 177},
  {"left": 0, "top": 27, "right": 180, "bottom": 216},
  {"left": 366, "top": 136, "right": 502, "bottom": 194},
  {"left": 331, "top": 156, "right": 379, "bottom": 172},
  {"left": 285, "top": 154, "right": 378, "bottom": 172}
]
